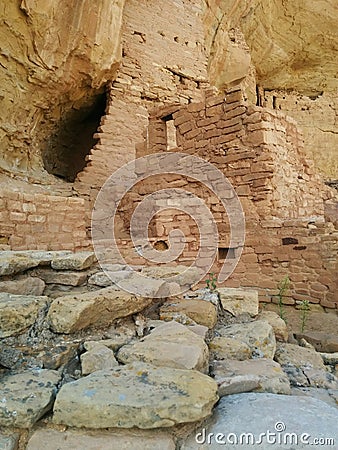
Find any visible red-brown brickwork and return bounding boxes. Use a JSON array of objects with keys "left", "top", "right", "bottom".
[{"left": 0, "top": 191, "right": 91, "bottom": 251}]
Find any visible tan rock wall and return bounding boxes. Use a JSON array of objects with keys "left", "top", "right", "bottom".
[
  {"left": 0, "top": 191, "right": 90, "bottom": 251},
  {"left": 0, "top": 0, "right": 125, "bottom": 176}
]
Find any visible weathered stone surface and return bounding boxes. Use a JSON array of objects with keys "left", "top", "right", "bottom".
[
  {"left": 218, "top": 288, "right": 259, "bottom": 317},
  {"left": 0, "top": 434, "right": 18, "bottom": 450},
  {"left": 0, "top": 370, "right": 60, "bottom": 428},
  {"left": 291, "top": 387, "right": 338, "bottom": 409},
  {"left": 0, "top": 276, "right": 45, "bottom": 296},
  {"left": 209, "top": 337, "right": 252, "bottom": 361},
  {"left": 51, "top": 252, "right": 97, "bottom": 270},
  {"left": 183, "top": 393, "right": 338, "bottom": 449},
  {"left": 0, "top": 434, "right": 17, "bottom": 450},
  {"left": 257, "top": 310, "right": 288, "bottom": 341},
  {"left": 320, "top": 352, "right": 338, "bottom": 365},
  {"left": 47, "top": 288, "right": 152, "bottom": 333},
  {"left": 0, "top": 1, "right": 124, "bottom": 175},
  {"left": 40, "top": 343, "right": 79, "bottom": 370},
  {"left": 160, "top": 298, "right": 217, "bottom": 328},
  {"left": 26, "top": 429, "right": 175, "bottom": 450},
  {"left": 216, "top": 320, "right": 276, "bottom": 359},
  {"left": 212, "top": 359, "right": 291, "bottom": 396},
  {"left": 32, "top": 269, "right": 87, "bottom": 286},
  {"left": 117, "top": 321, "right": 209, "bottom": 373},
  {"left": 296, "top": 331, "right": 338, "bottom": 353},
  {"left": 53, "top": 363, "right": 218, "bottom": 428},
  {"left": 141, "top": 265, "right": 202, "bottom": 287},
  {"left": 81, "top": 342, "right": 118, "bottom": 375},
  {"left": 275, "top": 343, "right": 338, "bottom": 389},
  {"left": 0, "top": 293, "right": 48, "bottom": 338},
  {"left": 0, "top": 254, "right": 40, "bottom": 276}
]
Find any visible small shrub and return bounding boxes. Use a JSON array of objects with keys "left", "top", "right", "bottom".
[
  {"left": 277, "top": 275, "right": 290, "bottom": 323},
  {"left": 299, "top": 300, "right": 310, "bottom": 333},
  {"left": 206, "top": 272, "right": 217, "bottom": 291}
]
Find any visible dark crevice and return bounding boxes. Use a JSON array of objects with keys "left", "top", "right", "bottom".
[{"left": 42, "top": 89, "right": 107, "bottom": 182}]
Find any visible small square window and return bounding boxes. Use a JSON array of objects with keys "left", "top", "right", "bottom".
[{"left": 218, "top": 247, "right": 236, "bottom": 260}]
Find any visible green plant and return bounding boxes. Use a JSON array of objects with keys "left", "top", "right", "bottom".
[
  {"left": 206, "top": 272, "right": 217, "bottom": 291},
  {"left": 277, "top": 275, "right": 290, "bottom": 323},
  {"left": 299, "top": 300, "right": 310, "bottom": 333}
]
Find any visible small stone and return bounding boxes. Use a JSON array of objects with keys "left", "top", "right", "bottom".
[
  {"left": 81, "top": 342, "right": 118, "bottom": 375},
  {"left": 0, "top": 369, "right": 60, "bottom": 428},
  {"left": 53, "top": 362, "right": 218, "bottom": 429},
  {"left": 209, "top": 337, "right": 252, "bottom": 360},
  {"left": 0, "top": 433, "right": 18, "bottom": 450},
  {"left": 47, "top": 288, "right": 152, "bottom": 333},
  {"left": 0, "top": 276, "right": 45, "bottom": 296},
  {"left": 0, "top": 293, "right": 48, "bottom": 338},
  {"left": 117, "top": 321, "right": 209, "bottom": 373},
  {"left": 160, "top": 298, "right": 217, "bottom": 328},
  {"left": 218, "top": 288, "right": 259, "bottom": 317},
  {"left": 212, "top": 358, "right": 291, "bottom": 396},
  {"left": 32, "top": 269, "right": 87, "bottom": 286},
  {"left": 216, "top": 320, "right": 276, "bottom": 359},
  {"left": 51, "top": 252, "right": 97, "bottom": 271},
  {"left": 257, "top": 310, "right": 288, "bottom": 341},
  {"left": 182, "top": 393, "right": 338, "bottom": 449},
  {"left": 26, "top": 429, "right": 175, "bottom": 450},
  {"left": 40, "top": 343, "right": 79, "bottom": 370},
  {"left": 320, "top": 352, "right": 338, "bottom": 365}
]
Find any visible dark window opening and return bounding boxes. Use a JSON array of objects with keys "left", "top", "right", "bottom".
[
  {"left": 293, "top": 245, "right": 307, "bottom": 251},
  {"left": 218, "top": 247, "right": 236, "bottom": 260},
  {"left": 282, "top": 237, "right": 299, "bottom": 245},
  {"left": 162, "top": 114, "right": 177, "bottom": 150},
  {"left": 154, "top": 240, "right": 169, "bottom": 251},
  {"left": 42, "top": 90, "right": 107, "bottom": 182}
]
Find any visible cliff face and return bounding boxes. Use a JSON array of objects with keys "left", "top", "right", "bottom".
[
  {"left": 0, "top": 0, "right": 125, "bottom": 178},
  {"left": 204, "top": 0, "right": 338, "bottom": 179},
  {"left": 0, "top": 0, "right": 337, "bottom": 180}
]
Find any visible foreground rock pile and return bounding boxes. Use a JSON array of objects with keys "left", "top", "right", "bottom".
[{"left": 0, "top": 251, "right": 337, "bottom": 449}]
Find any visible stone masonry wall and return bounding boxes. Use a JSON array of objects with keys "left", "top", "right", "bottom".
[
  {"left": 0, "top": 191, "right": 91, "bottom": 251},
  {"left": 74, "top": 0, "right": 209, "bottom": 201},
  {"left": 117, "top": 88, "right": 338, "bottom": 309}
]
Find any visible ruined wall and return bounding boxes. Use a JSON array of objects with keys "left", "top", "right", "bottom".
[
  {"left": 119, "top": 88, "right": 337, "bottom": 308},
  {"left": 0, "top": 191, "right": 90, "bottom": 251},
  {"left": 204, "top": 0, "right": 338, "bottom": 179},
  {"left": 74, "top": 0, "right": 209, "bottom": 198}
]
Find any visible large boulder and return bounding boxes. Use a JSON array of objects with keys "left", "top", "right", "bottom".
[
  {"left": 0, "top": 276, "right": 45, "bottom": 296},
  {"left": 53, "top": 362, "right": 218, "bottom": 428},
  {"left": 47, "top": 288, "right": 152, "bottom": 333},
  {"left": 117, "top": 321, "right": 209, "bottom": 373},
  {"left": 257, "top": 311, "right": 288, "bottom": 342},
  {"left": 160, "top": 298, "right": 217, "bottom": 328},
  {"left": 51, "top": 252, "right": 97, "bottom": 270}
]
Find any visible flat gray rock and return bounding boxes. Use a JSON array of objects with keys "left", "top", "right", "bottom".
[
  {"left": 183, "top": 393, "right": 338, "bottom": 449},
  {"left": 0, "top": 293, "right": 48, "bottom": 338},
  {"left": 81, "top": 342, "right": 119, "bottom": 375},
  {"left": 0, "top": 369, "right": 60, "bottom": 428},
  {"left": 53, "top": 362, "right": 218, "bottom": 429},
  {"left": 33, "top": 269, "right": 87, "bottom": 286},
  {"left": 212, "top": 358, "right": 290, "bottom": 396},
  {"left": 51, "top": 252, "right": 97, "bottom": 270},
  {"left": 26, "top": 429, "right": 175, "bottom": 450},
  {"left": 0, "top": 276, "right": 45, "bottom": 296}
]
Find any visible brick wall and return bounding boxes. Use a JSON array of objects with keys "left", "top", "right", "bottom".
[
  {"left": 0, "top": 191, "right": 91, "bottom": 251},
  {"left": 115, "top": 88, "right": 338, "bottom": 309}
]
